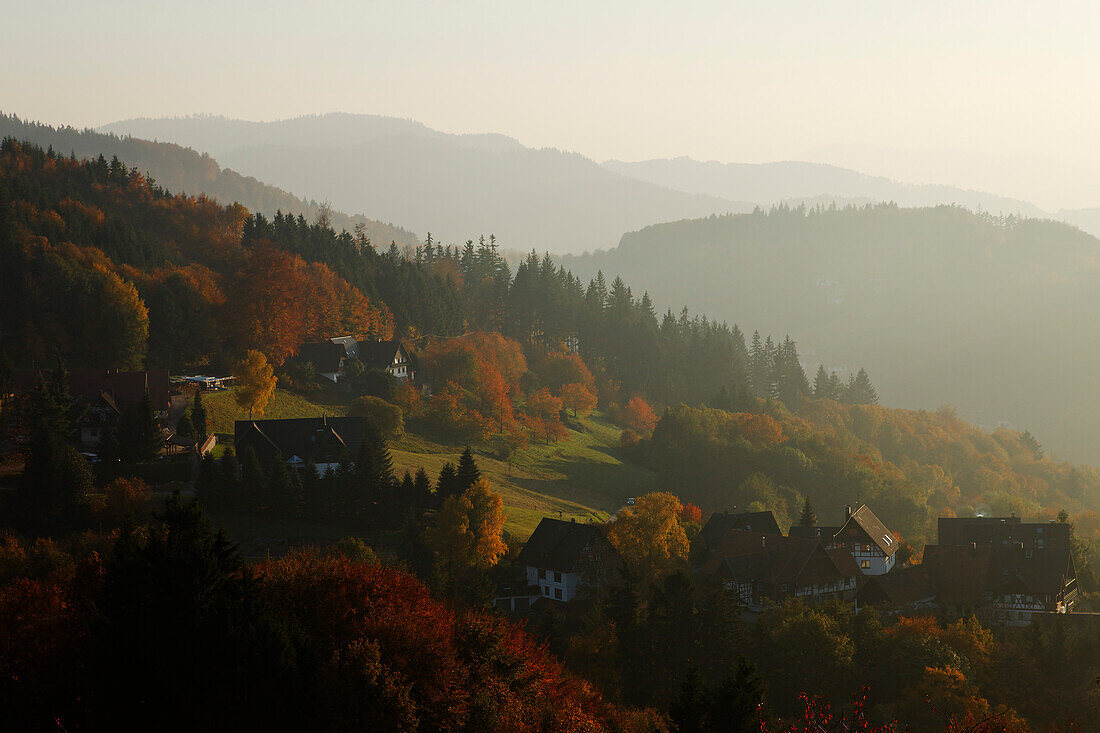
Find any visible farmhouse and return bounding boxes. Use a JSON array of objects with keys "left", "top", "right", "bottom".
[
  {"left": 831, "top": 504, "right": 899, "bottom": 575},
  {"left": 702, "top": 529, "right": 861, "bottom": 609},
  {"left": 292, "top": 338, "right": 414, "bottom": 384},
  {"left": 13, "top": 368, "right": 171, "bottom": 447},
  {"left": 234, "top": 416, "right": 365, "bottom": 475},
  {"left": 516, "top": 518, "right": 618, "bottom": 603}
]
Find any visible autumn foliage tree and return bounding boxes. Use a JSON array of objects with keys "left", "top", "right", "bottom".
[
  {"left": 234, "top": 349, "right": 276, "bottom": 418},
  {"left": 606, "top": 491, "right": 691, "bottom": 587},
  {"left": 623, "top": 396, "right": 658, "bottom": 435}
]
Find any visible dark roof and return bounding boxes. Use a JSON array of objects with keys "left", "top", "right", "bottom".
[
  {"left": 357, "top": 340, "right": 406, "bottom": 371},
  {"left": 788, "top": 525, "right": 841, "bottom": 541},
  {"left": 835, "top": 505, "right": 898, "bottom": 556},
  {"left": 938, "top": 516, "right": 1071, "bottom": 552},
  {"left": 15, "top": 368, "right": 171, "bottom": 410},
  {"left": 294, "top": 342, "right": 347, "bottom": 374},
  {"left": 701, "top": 511, "right": 782, "bottom": 546},
  {"left": 856, "top": 566, "right": 936, "bottom": 607},
  {"left": 922, "top": 542, "right": 1077, "bottom": 606},
  {"left": 921, "top": 544, "right": 992, "bottom": 606},
  {"left": 234, "top": 416, "right": 365, "bottom": 466},
  {"left": 702, "top": 529, "right": 861, "bottom": 585},
  {"left": 517, "top": 518, "right": 612, "bottom": 574}
]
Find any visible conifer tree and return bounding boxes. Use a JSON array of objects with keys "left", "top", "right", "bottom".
[
  {"left": 709, "top": 658, "right": 765, "bottom": 732},
  {"left": 844, "top": 367, "right": 879, "bottom": 405},
  {"left": 799, "top": 497, "right": 818, "bottom": 527},
  {"left": 191, "top": 390, "right": 208, "bottom": 438},
  {"left": 436, "top": 461, "right": 461, "bottom": 503},
  {"left": 267, "top": 454, "right": 293, "bottom": 515},
  {"left": 117, "top": 392, "right": 162, "bottom": 463},
  {"left": 1021, "top": 430, "right": 1044, "bottom": 460},
  {"left": 456, "top": 446, "right": 481, "bottom": 494},
  {"left": 669, "top": 664, "right": 709, "bottom": 733},
  {"left": 412, "top": 467, "right": 434, "bottom": 511}
]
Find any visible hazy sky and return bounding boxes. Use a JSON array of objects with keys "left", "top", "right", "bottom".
[{"left": 6, "top": 0, "right": 1100, "bottom": 209}]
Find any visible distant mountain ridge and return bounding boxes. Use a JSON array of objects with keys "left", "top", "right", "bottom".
[
  {"left": 0, "top": 113, "right": 419, "bottom": 247},
  {"left": 99, "top": 113, "right": 755, "bottom": 255},
  {"left": 603, "top": 157, "right": 1048, "bottom": 217}
]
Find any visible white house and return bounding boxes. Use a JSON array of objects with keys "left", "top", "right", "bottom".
[
  {"left": 517, "top": 518, "right": 617, "bottom": 603},
  {"left": 831, "top": 504, "right": 898, "bottom": 575}
]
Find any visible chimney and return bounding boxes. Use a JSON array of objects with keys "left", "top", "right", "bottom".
[
  {"left": 761, "top": 536, "right": 767, "bottom": 549},
  {"left": 845, "top": 505, "right": 853, "bottom": 519}
]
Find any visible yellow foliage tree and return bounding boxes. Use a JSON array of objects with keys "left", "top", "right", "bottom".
[
  {"left": 234, "top": 349, "right": 276, "bottom": 418},
  {"left": 427, "top": 478, "right": 508, "bottom": 571},
  {"left": 605, "top": 491, "right": 690, "bottom": 585}
]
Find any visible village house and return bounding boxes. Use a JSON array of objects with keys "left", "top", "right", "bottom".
[
  {"left": 13, "top": 368, "right": 171, "bottom": 448},
  {"left": 702, "top": 529, "right": 862, "bottom": 609},
  {"left": 920, "top": 517, "right": 1078, "bottom": 626},
  {"left": 854, "top": 565, "right": 937, "bottom": 613},
  {"left": 292, "top": 338, "right": 415, "bottom": 384},
  {"left": 830, "top": 504, "right": 899, "bottom": 575},
  {"left": 700, "top": 510, "right": 782, "bottom": 553},
  {"left": 515, "top": 518, "right": 618, "bottom": 603},
  {"left": 788, "top": 504, "right": 898, "bottom": 575},
  {"left": 234, "top": 416, "right": 365, "bottom": 476}
]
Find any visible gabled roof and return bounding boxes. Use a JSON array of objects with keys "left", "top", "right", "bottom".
[
  {"left": 15, "top": 368, "right": 171, "bottom": 410},
  {"left": 357, "top": 340, "right": 407, "bottom": 371},
  {"left": 856, "top": 565, "right": 936, "bottom": 607},
  {"left": 294, "top": 342, "right": 348, "bottom": 374},
  {"left": 788, "top": 525, "right": 842, "bottom": 541},
  {"left": 702, "top": 529, "right": 861, "bottom": 585},
  {"left": 835, "top": 505, "right": 898, "bottom": 556},
  {"left": 922, "top": 542, "right": 1076, "bottom": 605},
  {"left": 517, "top": 518, "right": 612, "bottom": 574},
  {"left": 701, "top": 511, "right": 782, "bottom": 546},
  {"left": 234, "top": 416, "right": 364, "bottom": 466}
]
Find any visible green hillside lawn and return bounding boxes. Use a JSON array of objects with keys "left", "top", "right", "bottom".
[{"left": 199, "top": 387, "right": 653, "bottom": 538}]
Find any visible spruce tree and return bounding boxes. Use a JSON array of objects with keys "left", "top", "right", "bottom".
[
  {"left": 412, "top": 467, "right": 434, "bottom": 512},
  {"left": 176, "top": 411, "right": 195, "bottom": 440},
  {"left": 799, "top": 497, "right": 818, "bottom": 527},
  {"left": 119, "top": 392, "right": 162, "bottom": 463},
  {"left": 436, "top": 461, "right": 461, "bottom": 503},
  {"left": 267, "top": 454, "right": 293, "bottom": 515},
  {"left": 813, "top": 365, "right": 834, "bottom": 399},
  {"left": 1021, "top": 430, "right": 1044, "bottom": 460},
  {"left": 668, "top": 664, "right": 710, "bottom": 733},
  {"left": 709, "top": 658, "right": 765, "bottom": 733},
  {"left": 845, "top": 367, "right": 879, "bottom": 405},
  {"left": 191, "top": 390, "right": 208, "bottom": 437},
  {"left": 238, "top": 445, "right": 264, "bottom": 509},
  {"left": 456, "top": 446, "right": 481, "bottom": 494}
]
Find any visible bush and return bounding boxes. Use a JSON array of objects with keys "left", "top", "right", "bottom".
[
  {"left": 620, "top": 429, "right": 640, "bottom": 448},
  {"left": 349, "top": 395, "right": 404, "bottom": 438}
]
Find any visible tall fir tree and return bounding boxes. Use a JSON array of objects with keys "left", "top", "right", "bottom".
[
  {"left": 191, "top": 390, "right": 208, "bottom": 438},
  {"left": 456, "top": 446, "right": 481, "bottom": 494},
  {"left": 799, "top": 497, "right": 818, "bottom": 527}
]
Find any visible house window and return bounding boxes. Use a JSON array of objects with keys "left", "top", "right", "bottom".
[
  {"left": 542, "top": 586, "right": 549, "bottom": 596},
  {"left": 861, "top": 560, "right": 871, "bottom": 569},
  {"left": 554, "top": 588, "right": 562, "bottom": 600},
  {"left": 780, "top": 584, "right": 788, "bottom": 592},
  {"left": 538, "top": 569, "right": 546, "bottom": 579},
  {"left": 554, "top": 571, "right": 562, "bottom": 583}
]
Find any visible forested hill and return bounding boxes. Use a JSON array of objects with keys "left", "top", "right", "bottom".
[
  {"left": 0, "top": 114, "right": 419, "bottom": 248},
  {"left": 563, "top": 205, "right": 1100, "bottom": 464},
  {"left": 98, "top": 113, "right": 754, "bottom": 255}
]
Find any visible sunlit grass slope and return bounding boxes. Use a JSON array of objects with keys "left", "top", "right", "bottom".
[{"left": 201, "top": 387, "right": 652, "bottom": 538}]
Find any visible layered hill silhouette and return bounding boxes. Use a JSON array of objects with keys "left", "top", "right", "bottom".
[
  {"left": 603, "top": 157, "right": 1048, "bottom": 217},
  {"left": 0, "top": 114, "right": 418, "bottom": 247},
  {"left": 100, "top": 113, "right": 753, "bottom": 255},
  {"left": 564, "top": 205, "right": 1100, "bottom": 464}
]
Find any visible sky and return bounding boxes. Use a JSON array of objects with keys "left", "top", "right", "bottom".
[{"left": 6, "top": 0, "right": 1100, "bottom": 210}]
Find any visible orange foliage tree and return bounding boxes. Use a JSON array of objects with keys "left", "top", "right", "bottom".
[{"left": 623, "top": 396, "right": 658, "bottom": 434}]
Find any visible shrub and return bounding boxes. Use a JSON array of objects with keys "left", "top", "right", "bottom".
[{"left": 349, "top": 395, "right": 404, "bottom": 438}]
